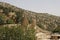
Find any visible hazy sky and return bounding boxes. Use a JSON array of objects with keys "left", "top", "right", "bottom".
[{"left": 0, "top": 0, "right": 60, "bottom": 16}]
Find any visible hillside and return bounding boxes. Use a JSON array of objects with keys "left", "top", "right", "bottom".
[{"left": 0, "top": 2, "right": 60, "bottom": 33}]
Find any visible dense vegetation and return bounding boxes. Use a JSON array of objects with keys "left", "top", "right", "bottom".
[{"left": 0, "top": 25, "right": 36, "bottom": 40}]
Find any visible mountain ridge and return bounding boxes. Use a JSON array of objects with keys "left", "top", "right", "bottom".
[{"left": 0, "top": 2, "right": 60, "bottom": 33}]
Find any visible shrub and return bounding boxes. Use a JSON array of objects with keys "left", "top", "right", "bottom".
[
  {"left": 0, "top": 25, "right": 36, "bottom": 40},
  {"left": 0, "top": 14, "right": 6, "bottom": 24},
  {"left": 6, "top": 19, "right": 15, "bottom": 24}
]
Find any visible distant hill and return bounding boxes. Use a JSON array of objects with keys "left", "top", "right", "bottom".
[{"left": 0, "top": 2, "right": 60, "bottom": 33}]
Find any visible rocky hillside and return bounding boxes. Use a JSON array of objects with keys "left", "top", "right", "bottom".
[{"left": 0, "top": 2, "right": 60, "bottom": 33}]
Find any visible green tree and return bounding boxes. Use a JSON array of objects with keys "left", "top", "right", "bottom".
[
  {"left": 0, "top": 14, "right": 6, "bottom": 24},
  {"left": 6, "top": 19, "right": 15, "bottom": 24},
  {"left": 16, "top": 10, "right": 24, "bottom": 23}
]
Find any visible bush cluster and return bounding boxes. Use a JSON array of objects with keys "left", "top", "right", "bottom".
[{"left": 0, "top": 26, "right": 36, "bottom": 40}]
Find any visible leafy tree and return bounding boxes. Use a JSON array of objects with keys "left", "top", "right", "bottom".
[
  {"left": 0, "top": 18, "right": 4, "bottom": 25},
  {"left": 53, "top": 26, "right": 60, "bottom": 33},
  {"left": 0, "top": 14, "right": 6, "bottom": 24},
  {"left": 3, "top": 7, "right": 14, "bottom": 15},
  {"left": 6, "top": 19, "right": 15, "bottom": 24},
  {"left": 16, "top": 10, "right": 24, "bottom": 23}
]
